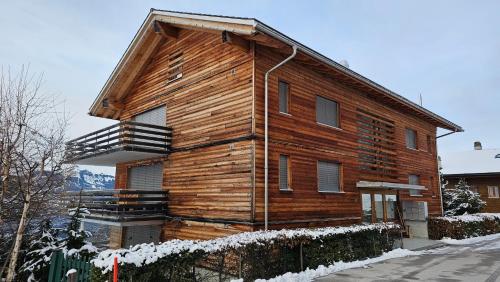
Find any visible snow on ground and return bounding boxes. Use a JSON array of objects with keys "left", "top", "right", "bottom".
[
  {"left": 441, "top": 233, "right": 500, "bottom": 245},
  {"left": 238, "top": 249, "right": 420, "bottom": 282}
]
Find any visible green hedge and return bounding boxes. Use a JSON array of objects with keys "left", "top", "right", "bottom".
[
  {"left": 428, "top": 213, "right": 500, "bottom": 240},
  {"left": 90, "top": 223, "right": 402, "bottom": 281}
]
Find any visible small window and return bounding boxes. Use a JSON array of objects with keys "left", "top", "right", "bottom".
[
  {"left": 279, "top": 155, "right": 291, "bottom": 191},
  {"left": 409, "top": 174, "right": 421, "bottom": 196},
  {"left": 406, "top": 128, "right": 417, "bottom": 149},
  {"left": 278, "top": 81, "right": 290, "bottom": 114},
  {"left": 167, "top": 50, "right": 184, "bottom": 83},
  {"left": 316, "top": 96, "right": 339, "bottom": 128},
  {"left": 318, "top": 161, "right": 341, "bottom": 192},
  {"left": 488, "top": 186, "right": 499, "bottom": 198}
]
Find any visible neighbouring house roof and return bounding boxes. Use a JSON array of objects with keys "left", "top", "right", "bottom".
[
  {"left": 441, "top": 149, "right": 500, "bottom": 176},
  {"left": 89, "top": 9, "right": 463, "bottom": 132}
]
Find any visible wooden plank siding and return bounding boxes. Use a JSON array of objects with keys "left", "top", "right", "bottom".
[
  {"left": 112, "top": 29, "right": 256, "bottom": 240},
  {"left": 253, "top": 45, "right": 442, "bottom": 227},
  {"left": 107, "top": 26, "right": 444, "bottom": 242}
]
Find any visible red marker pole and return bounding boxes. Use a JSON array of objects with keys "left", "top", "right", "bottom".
[{"left": 113, "top": 256, "right": 118, "bottom": 282}]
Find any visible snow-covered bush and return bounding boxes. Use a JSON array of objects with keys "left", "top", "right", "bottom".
[
  {"left": 428, "top": 213, "right": 500, "bottom": 240},
  {"left": 90, "top": 223, "right": 401, "bottom": 281},
  {"left": 442, "top": 179, "right": 485, "bottom": 216}
]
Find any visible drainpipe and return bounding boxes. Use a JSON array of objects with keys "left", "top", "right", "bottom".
[
  {"left": 264, "top": 45, "right": 298, "bottom": 231},
  {"left": 436, "top": 130, "right": 459, "bottom": 216}
]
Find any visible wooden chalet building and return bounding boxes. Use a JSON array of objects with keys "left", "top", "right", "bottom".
[
  {"left": 66, "top": 10, "right": 463, "bottom": 248},
  {"left": 441, "top": 142, "right": 500, "bottom": 213}
]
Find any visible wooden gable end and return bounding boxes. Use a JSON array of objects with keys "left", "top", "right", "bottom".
[{"left": 119, "top": 28, "right": 255, "bottom": 149}]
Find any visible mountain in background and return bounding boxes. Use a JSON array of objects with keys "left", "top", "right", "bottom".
[{"left": 66, "top": 169, "right": 115, "bottom": 190}]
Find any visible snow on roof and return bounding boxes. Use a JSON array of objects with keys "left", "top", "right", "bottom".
[{"left": 441, "top": 148, "right": 500, "bottom": 175}]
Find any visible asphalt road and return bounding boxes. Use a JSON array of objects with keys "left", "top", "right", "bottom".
[{"left": 315, "top": 236, "right": 500, "bottom": 282}]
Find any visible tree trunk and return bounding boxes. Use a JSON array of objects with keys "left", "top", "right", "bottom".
[{"left": 6, "top": 194, "right": 30, "bottom": 282}]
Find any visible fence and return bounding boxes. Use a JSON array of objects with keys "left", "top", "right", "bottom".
[{"left": 48, "top": 251, "right": 91, "bottom": 282}]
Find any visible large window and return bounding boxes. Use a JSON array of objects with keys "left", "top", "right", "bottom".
[
  {"left": 488, "top": 186, "right": 499, "bottom": 198},
  {"left": 278, "top": 81, "right": 290, "bottom": 114},
  {"left": 279, "top": 155, "right": 291, "bottom": 191},
  {"left": 406, "top": 128, "right": 417, "bottom": 149},
  {"left": 316, "top": 96, "right": 339, "bottom": 128},
  {"left": 408, "top": 174, "right": 421, "bottom": 196},
  {"left": 317, "top": 161, "right": 340, "bottom": 192}
]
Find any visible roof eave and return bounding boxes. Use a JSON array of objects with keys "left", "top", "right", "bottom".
[{"left": 254, "top": 21, "right": 463, "bottom": 132}]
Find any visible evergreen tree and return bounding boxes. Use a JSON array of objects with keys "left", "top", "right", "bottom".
[
  {"left": 443, "top": 179, "right": 486, "bottom": 216},
  {"left": 20, "top": 220, "right": 60, "bottom": 281},
  {"left": 64, "top": 201, "right": 96, "bottom": 258}
]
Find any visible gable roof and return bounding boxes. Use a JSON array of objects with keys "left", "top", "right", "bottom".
[
  {"left": 90, "top": 9, "right": 463, "bottom": 132},
  {"left": 441, "top": 148, "right": 500, "bottom": 176}
]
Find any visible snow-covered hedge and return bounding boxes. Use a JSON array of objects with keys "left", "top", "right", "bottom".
[
  {"left": 428, "top": 213, "right": 500, "bottom": 240},
  {"left": 90, "top": 223, "right": 401, "bottom": 281}
]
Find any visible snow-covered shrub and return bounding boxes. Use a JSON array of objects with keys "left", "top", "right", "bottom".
[
  {"left": 442, "top": 179, "right": 485, "bottom": 216},
  {"left": 428, "top": 213, "right": 500, "bottom": 240},
  {"left": 90, "top": 223, "right": 401, "bottom": 281}
]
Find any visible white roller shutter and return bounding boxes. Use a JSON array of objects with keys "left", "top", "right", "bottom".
[
  {"left": 133, "top": 106, "right": 166, "bottom": 126},
  {"left": 127, "top": 163, "right": 163, "bottom": 190}
]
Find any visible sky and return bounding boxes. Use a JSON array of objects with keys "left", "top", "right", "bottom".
[{"left": 1, "top": 0, "right": 499, "bottom": 174}]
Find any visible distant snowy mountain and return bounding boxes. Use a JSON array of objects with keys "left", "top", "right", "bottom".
[{"left": 66, "top": 169, "right": 115, "bottom": 190}]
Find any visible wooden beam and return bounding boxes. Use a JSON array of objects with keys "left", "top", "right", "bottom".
[
  {"left": 153, "top": 20, "right": 179, "bottom": 39},
  {"left": 221, "top": 30, "right": 250, "bottom": 53}
]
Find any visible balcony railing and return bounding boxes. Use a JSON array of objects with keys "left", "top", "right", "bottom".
[
  {"left": 66, "top": 121, "right": 172, "bottom": 166},
  {"left": 67, "top": 189, "right": 168, "bottom": 224}
]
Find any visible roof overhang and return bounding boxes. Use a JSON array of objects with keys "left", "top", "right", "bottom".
[
  {"left": 90, "top": 9, "right": 463, "bottom": 132},
  {"left": 357, "top": 181, "right": 426, "bottom": 190},
  {"left": 442, "top": 172, "right": 500, "bottom": 179}
]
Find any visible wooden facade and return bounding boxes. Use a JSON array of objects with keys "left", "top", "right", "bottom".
[{"left": 73, "top": 10, "right": 462, "bottom": 246}]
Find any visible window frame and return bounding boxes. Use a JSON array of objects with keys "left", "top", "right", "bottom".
[
  {"left": 408, "top": 174, "right": 422, "bottom": 196},
  {"left": 405, "top": 128, "right": 418, "bottom": 150},
  {"left": 279, "top": 154, "right": 292, "bottom": 191},
  {"left": 278, "top": 79, "right": 291, "bottom": 115},
  {"left": 315, "top": 95, "right": 341, "bottom": 129},
  {"left": 488, "top": 186, "right": 499, "bottom": 198},
  {"left": 317, "top": 160, "right": 343, "bottom": 193}
]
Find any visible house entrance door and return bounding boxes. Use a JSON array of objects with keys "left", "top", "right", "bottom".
[{"left": 361, "top": 191, "right": 398, "bottom": 224}]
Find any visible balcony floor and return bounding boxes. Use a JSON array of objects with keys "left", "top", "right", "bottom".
[{"left": 74, "top": 147, "right": 166, "bottom": 166}]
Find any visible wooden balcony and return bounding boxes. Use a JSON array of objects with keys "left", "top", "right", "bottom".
[
  {"left": 67, "top": 189, "right": 168, "bottom": 226},
  {"left": 66, "top": 121, "right": 172, "bottom": 166}
]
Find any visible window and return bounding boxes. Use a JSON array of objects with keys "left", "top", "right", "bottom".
[
  {"left": 278, "top": 80, "right": 290, "bottom": 114},
  {"left": 316, "top": 96, "right": 339, "bottom": 128},
  {"left": 405, "top": 128, "right": 417, "bottom": 149},
  {"left": 495, "top": 154, "right": 500, "bottom": 159},
  {"left": 279, "top": 155, "right": 291, "bottom": 191},
  {"left": 317, "top": 161, "right": 341, "bottom": 192},
  {"left": 488, "top": 186, "right": 499, "bottom": 198},
  {"left": 166, "top": 50, "right": 184, "bottom": 83},
  {"left": 408, "top": 174, "right": 421, "bottom": 196}
]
